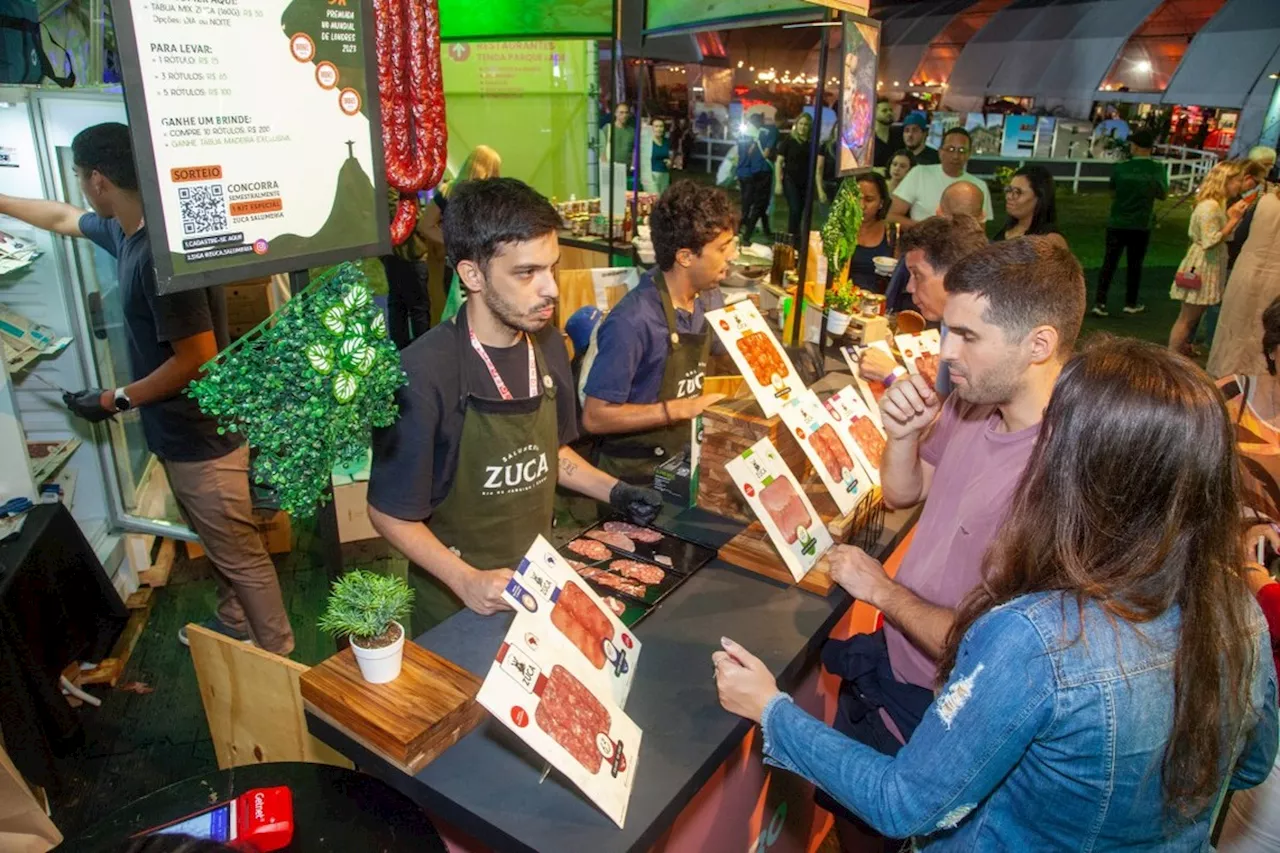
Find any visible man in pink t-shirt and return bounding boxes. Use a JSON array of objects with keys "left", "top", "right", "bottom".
[{"left": 818, "top": 235, "right": 1086, "bottom": 850}]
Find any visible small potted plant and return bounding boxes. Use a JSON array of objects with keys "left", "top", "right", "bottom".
[
  {"left": 318, "top": 570, "right": 414, "bottom": 684},
  {"left": 825, "top": 281, "right": 858, "bottom": 336}
]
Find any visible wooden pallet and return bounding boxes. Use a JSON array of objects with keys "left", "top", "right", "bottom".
[
  {"left": 78, "top": 587, "right": 153, "bottom": 687},
  {"left": 137, "top": 538, "right": 176, "bottom": 588}
]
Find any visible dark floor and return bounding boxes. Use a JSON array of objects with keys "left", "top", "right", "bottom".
[
  {"left": 46, "top": 174, "right": 1200, "bottom": 840},
  {"left": 46, "top": 523, "right": 401, "bottom": 840}
]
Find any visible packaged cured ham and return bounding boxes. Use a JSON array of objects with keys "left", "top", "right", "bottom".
[
  {"left": 778, "top": 390, "right": 873, "bottom": 515},
  {"left": 725, "top": 438, "right": 834, "bottom": 582},
  {"left": 824, "top": 386, "right": 887, "bottom": 488},
  {"left": 477, "top": 615, "right": 642, "bottom": 827},
  {"left": 705, "top": 300, "right": 800, "bottom": 416},
  {"left": 503, "top": 536, "right": 642, "bottom": 705},
  {"left": 894, "top": 330, "right": 942, "bottom": 390},
  {"left": 840, "top": 340, "right": 898, "bottom": 428}
]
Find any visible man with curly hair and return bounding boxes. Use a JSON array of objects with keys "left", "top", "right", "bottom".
[{"left": 581, "top": 180, "right": 739, "bottom": 485}]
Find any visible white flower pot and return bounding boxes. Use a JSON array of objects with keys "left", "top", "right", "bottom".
[
  {"left": 827, "top": 310, "right": 853, "bottom": 335},
  {"left": 349, "top": 621, "right": 405, "bottom": 684}
]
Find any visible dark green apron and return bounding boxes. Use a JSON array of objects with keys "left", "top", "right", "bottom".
[
  {"left": 595, "top": 271, "right": 712, "bottom": 486},
  {"left": 408, "top": 312, "right": 559, "bottom": 635}
]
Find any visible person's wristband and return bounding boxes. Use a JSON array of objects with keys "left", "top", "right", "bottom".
[
  {"left": 661, "top": 400, "right": 672, "bottom": 425},
  {"left": 882, "top": 366, "right": 908, "bottom": 386}
]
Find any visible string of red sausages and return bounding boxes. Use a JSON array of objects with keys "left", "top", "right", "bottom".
[{"left": 373, "top": 0, "right": 446, "bottom": 245}]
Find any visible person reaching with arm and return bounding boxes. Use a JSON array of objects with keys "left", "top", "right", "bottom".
[{"left": 0, "top": 123, "right": 294, "bottom": 654}]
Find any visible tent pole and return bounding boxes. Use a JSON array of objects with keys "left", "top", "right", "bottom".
[{"left": 790, "top": 11, "right": 835, "bottom": 348}]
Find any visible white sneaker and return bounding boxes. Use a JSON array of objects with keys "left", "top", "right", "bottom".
[
  {"left": 1091, "top": 305, "right": 1109, "bottom": 317},
  {"left": 1122, "top": 304, "right": 1146, "bottom": 315}
]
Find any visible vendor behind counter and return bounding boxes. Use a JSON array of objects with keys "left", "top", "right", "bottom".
[{"left": 580, "top": 181, "right": 740, "bottom": 486}]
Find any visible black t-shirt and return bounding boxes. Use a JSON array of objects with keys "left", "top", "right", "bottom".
[
  {"left": 367, "top": 316, "right": 579, "bottom": 522},
  {"left": 776, "top": 136, "right": 815, "bottom": 188},
  {"left": 78, "top": 213, "right": 241, "bottom": 462},
  {"left": 874, "top": 126, "right": 903, "bottom": 169},
  {"left": 909, "top": 145, "right": 941, "bottom": 166}
]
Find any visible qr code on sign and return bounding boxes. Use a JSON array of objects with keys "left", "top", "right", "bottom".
[{"left": 178, "top": 184, "right": 227, "bottom": 235}]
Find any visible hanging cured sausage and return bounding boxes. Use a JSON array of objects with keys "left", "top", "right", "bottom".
[{"left": 373, "top": 0, "right": 447, "bottom": 244}]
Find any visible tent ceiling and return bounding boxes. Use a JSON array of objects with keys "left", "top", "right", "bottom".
[
  {"left": 988, "top": 0, "right": 1163, "bottom": 102},
  {"left": 1162, "top": 0, "right": 1280, "bottom": 107},
  {"left": 943, "top": 0, "right": 1045, "bottom": 100}
]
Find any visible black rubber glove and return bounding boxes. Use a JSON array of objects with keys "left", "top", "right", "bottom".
[
  {"left": 609, "top": 481, "right": 664, "bottom": 526},
  {"left": 63, "top": 389, "right": 115, "bottom": 423}
]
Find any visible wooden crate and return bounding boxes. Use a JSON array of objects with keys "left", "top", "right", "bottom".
[
  {"left": 187, "top": 510, "right": 292, "bottom": 560},
  {"left": 300, "top": 642, "right": 485, "bottom": 775},
  {"left": 697, "top": 395, "right": 810, "bottom": 522}
]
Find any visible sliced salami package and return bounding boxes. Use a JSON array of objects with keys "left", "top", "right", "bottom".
[
  {"left": 824, "top": 385, "right": 887, "bottom": 487},
  {"left": 705, "top": 300, "right": 800, "bottom": 416},
  {"left": 504, "top": 536, "right": 642, "bottom": 705},
  {"left": 894, "top": 329, "right": 942, "bottom": 390},
  {"left": 477, "top": 615, "right": 642, "bottom": 827},
  {"left": 725, "top": 437, "right": 834, "bottom": 582},
  {"left": 778, "top": 389, "right": 874, "bottom": 515},
  {"left": 841, "top": 340, "right": 897, "bottom": 428}
]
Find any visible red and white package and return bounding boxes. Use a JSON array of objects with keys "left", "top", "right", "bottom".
[
  {"left": 706, "top": 300, "right": 800, "bottom": 416},
  {"left": 725, "top": 438, "right": 834, "bottom": 582},
  {"left": 824, "top": 386, "right": 886, "bottom": 487},
  {"left": 502, "top": 535, "right": 642, "bottom": 705},
  {"left": 841, "top": 340, "right": 898, "bottom": 428},
  {"left": 894, "top": 330, "right": 942, "bottom": 390},
  {"left": 478, "top": 560, "right": 645, "bottom": 819},
  {"left": 778, "top": 389, "right": 873, "bottom": 515}
]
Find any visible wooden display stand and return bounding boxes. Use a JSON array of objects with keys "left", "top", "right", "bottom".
[
  {"left": 697, "top": 394, "right": 810, "bottom": 524},
  {"left": 700, "top": 388, "right": 886, "bottom": 596},
  {"left": 300, "top": 642, "right": 486, "bottom": 775}
]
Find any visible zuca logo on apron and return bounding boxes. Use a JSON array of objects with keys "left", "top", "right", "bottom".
[
  {"left": 595, "top": 272, "right": 712, "bottom": 485},
  {"left": 483, "top": 443, "right": 551, "bottom": 495},
  {"left": 675, "top": 367, "right": 705, "bottom": 399}
]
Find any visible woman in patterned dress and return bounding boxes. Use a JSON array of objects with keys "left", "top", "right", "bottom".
[{"left": 1168, "top": 160, "right": 1252, "bottom": 355}]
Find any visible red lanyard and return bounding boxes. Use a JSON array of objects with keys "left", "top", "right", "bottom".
[{"left": 468, "top": 325, "right": 538, "bottom": 401}]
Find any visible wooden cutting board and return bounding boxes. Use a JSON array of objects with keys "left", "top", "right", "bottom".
[
  {"left": 716, "top": 487, "right": 882, "bottom": 597},
  {"left": 300, "top": 641, "right": 485, "bottom": 775}
]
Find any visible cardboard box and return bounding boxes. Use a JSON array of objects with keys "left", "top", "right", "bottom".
[
  {"left": 333, "top": 480, "right": 380, "bottom": 543},
  {"left": 222, "top": 279, "right": 272, "bottom": 327},
  {"left": 186, "top": 509, "right": 292, "bottom": 559}
]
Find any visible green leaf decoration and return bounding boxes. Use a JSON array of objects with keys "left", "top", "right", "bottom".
[
  {"left": 305, "top": 343, "right": 334, "bottom": 375},
  {"left": 820, "top": 178, "right": 864, "bottom": 274},
  {"left": 322, "top": 305, "right": 346, "bottom": 336},
  {"left": 333, "top": 371, "right": 358, "bottom": 404},
  {"left": 342, "top": 283, "right": 371, "bottom": 312},
  {"left": 350, "top": 342, "right": 376, "bottom": 376},
  {"left": 340, "top": 336, "right": 362, "bottom": 359},
  {"left": 186, "top": 262, "right": 407, "bottom": 517}
]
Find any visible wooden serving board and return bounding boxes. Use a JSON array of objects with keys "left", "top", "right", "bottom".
[
  {"left": 718, "top": 522, "right": 836, "bottom": 595},
  {"left": 300, "top": 641, "right": 485, "bottom": 775}
]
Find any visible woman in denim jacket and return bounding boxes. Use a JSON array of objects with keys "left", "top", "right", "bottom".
[{"left": 715, "top": 338, "right": 1278, "bottom": 850}]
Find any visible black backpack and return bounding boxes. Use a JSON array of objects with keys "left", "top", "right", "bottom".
[{"left": 0, "top": 0, "right": 75, "bottom": 86}]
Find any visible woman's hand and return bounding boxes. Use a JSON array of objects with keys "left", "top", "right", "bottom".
[
  {"left": 713, "top": 637, "right": 780, "bottom": 724},
  {"left": 1242, "top": 522, "right": 1280, "bottom": 563},
  {"left": 1228, "top": 199, "right": 1251, "bottom": 220}
]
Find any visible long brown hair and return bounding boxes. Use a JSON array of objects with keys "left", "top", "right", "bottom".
[{"left": 938, "top": 337, "right": 1259, "bottom": 818}]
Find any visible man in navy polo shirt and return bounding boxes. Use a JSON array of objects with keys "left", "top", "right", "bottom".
[{"left": 581, "top": 181, "right": 738, "bottom": 486}]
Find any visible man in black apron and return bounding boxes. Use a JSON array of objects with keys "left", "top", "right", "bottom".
[
  {"left": 367, "top": 178, "right": 662, "bottom": 635},
  {"left": 581, "top": 181, "right": 739, "bottom": 486}
]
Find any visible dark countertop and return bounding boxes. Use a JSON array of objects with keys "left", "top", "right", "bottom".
[{"left": 308, "top": 504, "right": 915, "bottom": 853}]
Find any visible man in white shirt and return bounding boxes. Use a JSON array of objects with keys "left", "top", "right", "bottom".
[{"left": 888, "top": 127, "right": 992, "bottom": 229}]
